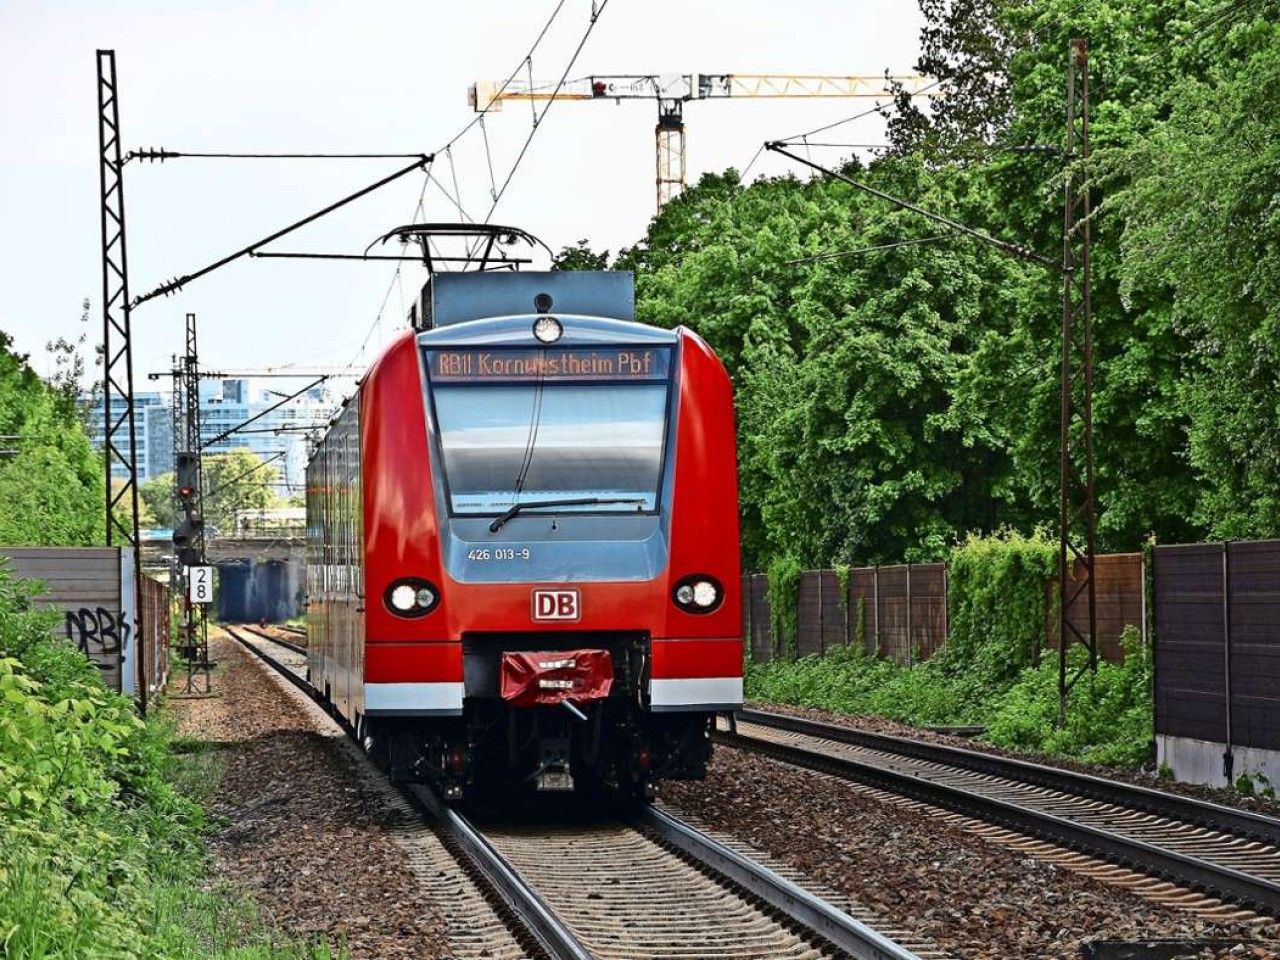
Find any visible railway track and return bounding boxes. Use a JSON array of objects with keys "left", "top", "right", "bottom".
[
  {"left": 224, "top": 626, "right": 943, "bottom": 960},
  {"left": 723, "top": 709, "right": 1280, "bottom": 917},
  {"left": 237, "top": 623, "right": 307, "bottom": 656}
]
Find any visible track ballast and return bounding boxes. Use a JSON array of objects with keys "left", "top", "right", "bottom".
[
  {"left": 723, "top": 709, "right": 1280, "bottom": 917},
  {"left": 224, "top": 626, "right": 938, "bottom": 960}
]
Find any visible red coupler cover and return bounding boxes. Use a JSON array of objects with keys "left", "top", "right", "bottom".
[{"left": 499, "top": 649, "right": 614, "bottom": 707}]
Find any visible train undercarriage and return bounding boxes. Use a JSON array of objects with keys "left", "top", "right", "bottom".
[{"left": 362, "top": 632, "right": 715, "bottom": 801}]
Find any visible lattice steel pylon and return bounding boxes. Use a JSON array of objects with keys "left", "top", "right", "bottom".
[
  {"left": 1058, "top": 38, "right": 1098, "bottom": 724},
  {"left": 175, "top": 312, "right": 211, "bottom": 694},
  {"left": 97, "top": 49, "right": 147, "bottom": 714}
]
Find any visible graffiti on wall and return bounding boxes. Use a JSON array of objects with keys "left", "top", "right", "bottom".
[{"left": 64, "top": 607, "right": 132, "bottom": 656}]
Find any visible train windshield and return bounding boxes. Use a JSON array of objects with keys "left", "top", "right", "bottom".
[{"left": 424, "top": 346, "right": 672, "bottom": 516}]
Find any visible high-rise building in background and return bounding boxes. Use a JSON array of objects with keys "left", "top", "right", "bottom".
[
  {"left": 88, "top": 379, "right": 337, "bottom": 495},
  {"left": 197, "top": 378, "right": 336, "bottom": 494},
  {"left": 89, "top": 391, "right": 169, "bottom": 484}
]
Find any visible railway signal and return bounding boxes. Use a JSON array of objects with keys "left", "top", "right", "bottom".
[{"left": 469, "top": 72, "right": 934, "bottom": 210}]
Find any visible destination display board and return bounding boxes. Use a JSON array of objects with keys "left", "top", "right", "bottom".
[{"left": 426, "top": 347, "right": 670, "bottom": 383}]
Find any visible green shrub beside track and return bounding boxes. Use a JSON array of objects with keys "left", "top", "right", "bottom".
[
  {"left": 0, "top": 569, "right": 335, "bottom": 960},
  {"left": 747, "top": 533, "right": 1153, "bottom": 767}
]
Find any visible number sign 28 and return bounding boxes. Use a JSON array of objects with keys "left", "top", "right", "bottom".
[{"left": 188, "top": 565, "right": 215, "bottom": 604}]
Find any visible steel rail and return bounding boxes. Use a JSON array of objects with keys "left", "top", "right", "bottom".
[
  {"left": 224, "top": 625, "right": 596, "bottom": 959},
  {"left": 224, "top": 627, "right": 313, "bottom": 696},
  {"left": 719, "top": 726, "right": 1280, "bottom": 915},
  {"left": 238, "top": 623, "right": 307, "bottom": 657},
  {"left": 638, "top": 805, "right": 923, "bottom": 960},
  {"left": 738, "top": 709, "right": 1280, "bottom": 847},
  {"left": 407, "top": 785, "right": 595, "bottom": 960}
]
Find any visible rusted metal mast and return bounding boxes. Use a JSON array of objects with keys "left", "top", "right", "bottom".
[{"left": 1058, "top": 38, "right": 1098, "bottom": 724}]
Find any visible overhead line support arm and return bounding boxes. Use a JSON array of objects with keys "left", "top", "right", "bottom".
[{"left": 133, "top": 155, "right": 432, "bottom": 306}]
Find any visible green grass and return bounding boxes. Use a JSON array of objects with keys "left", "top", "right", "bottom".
[{"left": 747, "top": 631, "right": 1153, "bottom": 767}]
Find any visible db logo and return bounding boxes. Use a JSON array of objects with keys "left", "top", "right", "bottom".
[{"left": 532, "top": 589, "right": 580, "bottom": 622}]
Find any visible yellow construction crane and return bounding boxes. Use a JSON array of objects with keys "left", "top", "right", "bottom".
[{"left": 469, "top": 73, "right": 933, "bottom": 209}]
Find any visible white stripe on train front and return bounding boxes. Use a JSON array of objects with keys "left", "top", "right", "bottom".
[
  {"left": 364, "top": 681, "right": 464, "bottom": 716},
  {"left": 648, "top": 676, "right": 743, "bottom": 712}
]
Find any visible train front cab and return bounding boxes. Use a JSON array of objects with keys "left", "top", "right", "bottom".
[{"left": 311, "top": 271, "right": 742, "bottom": 801}]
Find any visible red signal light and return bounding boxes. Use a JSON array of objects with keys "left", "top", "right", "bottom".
[
  {"left": 179, "top": 486, "right": 195, "bottom": 498},
  {"left": 591, "top": 80, "right": 607, "bottom": 97}
]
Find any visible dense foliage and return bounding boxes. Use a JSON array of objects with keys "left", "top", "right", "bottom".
[
  {"left": 0, "top": 332, "right": 101, "bottom": 545},
  {"left": 748, "top": 534, "right": 1152, "bottom": 765},
  {"left": 598, "top": 0, "right": 1280, "bottom": 572},
  {"left": 141, "top": 449, "right": 285, "bottom": 534},
  {"left": 0, "top": 568, "right": 331, "bottom": 958}
]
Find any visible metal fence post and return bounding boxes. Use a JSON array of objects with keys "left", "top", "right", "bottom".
[
  {"left": 1139, "top": 553, "right": 1148, "bottom": 664},
  {"left": 942, "top": 563, "right": 950, "bottom": 649},
  {"left": 844, "top": 570, "right": 852, "bottom": 647},
  {"left": 817, "top": 570, "right": 825, "bottom": 656},
  {"left": 906, "top": 562, "right": 914, "bottom": 666},
  {"left": 1222, "top": 541, "right": 1234, "bottom": 783},
  {"left": 873, "top": 564, "right": 881, "bottom": 657}
]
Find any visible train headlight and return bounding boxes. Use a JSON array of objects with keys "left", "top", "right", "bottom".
[
  {"left": 533, "top": 315, "right": 563, "bottom": 343},
  {"left": 389, "top": 584, "right": 417, "bottom": 612},
  {"left": 384, "top": 578, "right": 440, "bottom": 617},
  {"left": 692, "top": 581, "right": 718, "bottom": 608},
  {"left": 672, "top": 575, "right": 723, "bottom": 614}
]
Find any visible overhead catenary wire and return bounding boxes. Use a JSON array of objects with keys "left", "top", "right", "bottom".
[
  {"left": 785, "top": 234, "right": 951, "bottom": 265},
  {"left": 779, "top": 142, "right": 892, "bottom": 149},
  {"left": 201, "top": 450, "right": 288, "bottom": 503},
  {"left": 482, "top": 0, "right": 612, "bottom": 224},
  {"left": 439, "top": 0, "right": 570, "bottom": 153},
  {"left": 202, "top": 377, "right": 327, "bottom": 449},
  {"left": 132, "top": 156, "right": 431, "bottom": 306},
  {"left": 775, "top": 79, "right": 941, "bottom": 145},
  {"left": 765, "top": 141, "right": 1055, "bottom": 268},
  {"left": 738, "top": 144, "right": 765, "bottom": 182}
]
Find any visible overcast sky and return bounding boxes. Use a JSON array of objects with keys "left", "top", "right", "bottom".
[{"left": 0, "top": 0, "right": 923, "bottom": 389}]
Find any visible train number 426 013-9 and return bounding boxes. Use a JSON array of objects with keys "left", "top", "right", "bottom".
[{"left": 467, "top": 547, "right": 532, "bottom": 562}]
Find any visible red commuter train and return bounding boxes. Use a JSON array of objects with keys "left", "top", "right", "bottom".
[{"left": 306, "top": 259, "right": 741, "bottom": 800}]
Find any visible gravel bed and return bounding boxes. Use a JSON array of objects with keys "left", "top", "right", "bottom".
[
  {"left": 661, "top": 747, "right": 1280, "bottom": 960},
  {"left": 749, "top": 700, "right": 1280, "bottom": 818},
  {"left": 169, "top": 631, "right": 448, "bottom": 959}
]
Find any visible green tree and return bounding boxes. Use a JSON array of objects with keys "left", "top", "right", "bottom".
[
  {"left": 140, "top": 472, "right": 175, "bottom": 529},
  {"left": 1105, "top": 15, "right": 1280, "bottom": 537},
  {"left": 612, "top": 0, "right": 1280, "bottom": 570},
  {"left": 552, "top": 239, "right": 610, "bottom": 270},
  {"left": 0, "top": 330, "right": 101, "bottom": 546},
  {"left": 200, "top": 449, "right": 284, "bottom": 535}
]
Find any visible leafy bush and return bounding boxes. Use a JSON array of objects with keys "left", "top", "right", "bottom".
[
  {"left": 766, "top": 554, "right": 803, "bottom": 657},
  {"left": 747, "top": 535, "right": 1153, "bottom": 767},
  {"left": 0, "top": 566, "right": 334, "bottom": 958},
  {"left": 947, "top": 530, "right": 1057, "bottom": 681},
  {"left": 984, "top": 628, "right": 1153, "bottom": 766}
]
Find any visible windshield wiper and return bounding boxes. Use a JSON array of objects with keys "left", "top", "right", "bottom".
[{"left": 487, "top": 497, "right": 646, "bottom": 533}]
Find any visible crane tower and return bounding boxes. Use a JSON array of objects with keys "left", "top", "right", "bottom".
[{"left": 470, "top": 73, "right": 932, "bottom": 209}]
